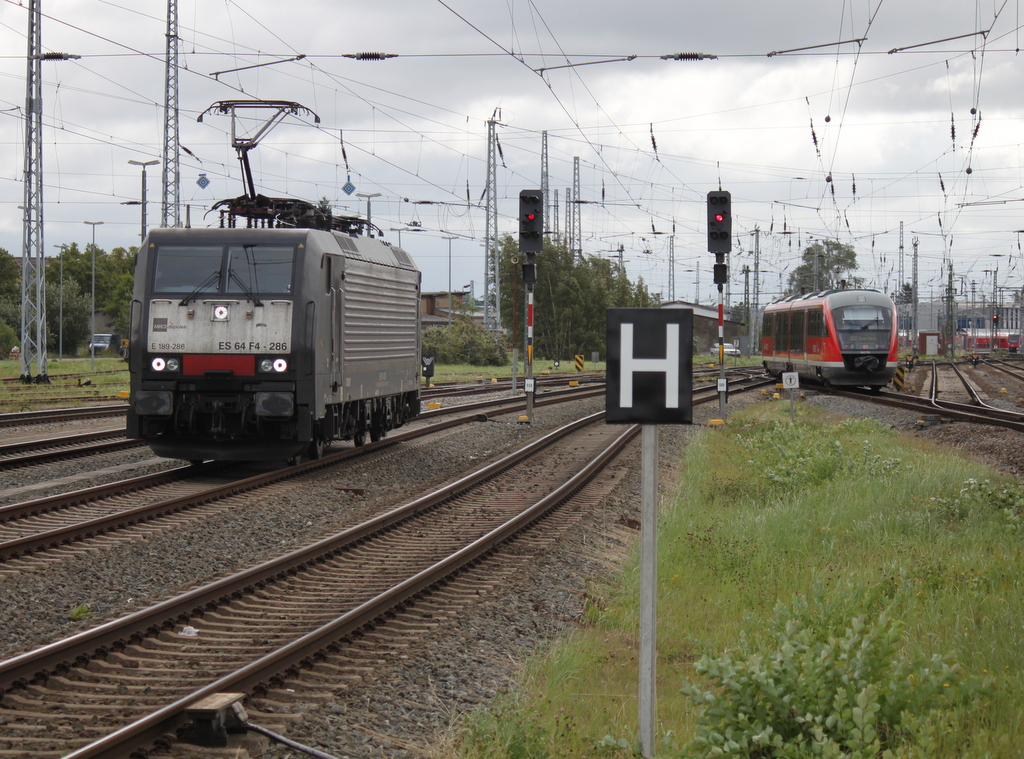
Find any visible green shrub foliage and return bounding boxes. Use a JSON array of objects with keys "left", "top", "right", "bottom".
[
  {"left": 422, "top": 315, "right": 508, "bottom": 366},
  {"left": 680, "top": 597, "right": 988, "bottom": 758}
]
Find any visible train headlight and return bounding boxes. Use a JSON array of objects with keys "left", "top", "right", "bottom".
[
  {"left": 259, "top": 357, "right": 289, "bottom": 373},
  {"left": 150, "top": 357, "right": 180, "bottom": 372}
]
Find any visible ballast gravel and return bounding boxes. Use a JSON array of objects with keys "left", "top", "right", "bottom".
[{"left": 2, "top": 373, "right": 1024, "bottom": 758}]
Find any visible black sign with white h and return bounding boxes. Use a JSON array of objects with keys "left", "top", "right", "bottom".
[{"left": 606, "top": 308, "right": 693, "bottom": 424}]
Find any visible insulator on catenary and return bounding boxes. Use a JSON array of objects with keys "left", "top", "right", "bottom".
[
  {"left": 659, "top": 52, "right": 717, "bottom": 60},
  {"left": 343, "top": 52, "right": 398, "bottom": 61}
]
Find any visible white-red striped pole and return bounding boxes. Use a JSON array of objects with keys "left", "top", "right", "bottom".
[
  {"left": 525, "top": 285, "right": 535, "bottom": 421},
  {"left": 718, "top": 283, "right": 727, "bottom": 420}
]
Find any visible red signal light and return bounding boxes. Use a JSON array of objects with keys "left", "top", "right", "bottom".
[
  {"left": 526, "top": 213, "right": 536, "bottom": 221},
  {"left": 714, "top": 213, "right": 724, "bottom": 222}
]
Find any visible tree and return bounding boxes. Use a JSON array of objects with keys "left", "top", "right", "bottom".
[
  {"left": 44, "top": 243, "right": 136, "bottom": 336},
  {"left": 498, "top": 234, "right": 656, "bottom": 361},
  {"left": 0, "top": 248, "right": 20, "bottom": 300},
  {"left": 45, "top": 279, "right": 91, "bottom": 355},
  {"left": 422, "top": 315, "right": 507, "bottom": 366},
  {"left": 0, "top": 248, "right": 21, "bottom": 341},
  {"left": 0, "top": 244, "right": 133, "bottom": 356},
  {"left": 785, "top": 239, "right": 861, "bottom": 295}
]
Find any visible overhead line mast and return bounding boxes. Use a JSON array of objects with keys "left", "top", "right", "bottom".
[
  {"left": 161, "top": 0, "right": 181, "bottom": 228},
  {"left": 19, "top": 0, "right": 78, "bottom": 383},
  {"left": 484, "top": 115, "right": 499, "bottom": 331},
  {"left": 20, "top": 0, "right": 46, "bottom": 383}
]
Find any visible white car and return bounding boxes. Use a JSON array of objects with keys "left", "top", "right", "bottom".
[
  {"left": 88, "top": 334, "right": 112, "bottom": 352},
  {"left": 723, "top": 344, "right": 741, "bottom": 356}
]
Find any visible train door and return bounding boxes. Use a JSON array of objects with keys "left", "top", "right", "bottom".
[
  {"left": 327, "top": 255, "right": 343, "bottom": 377},
  {"left": 774, "top": 310, "right": 790, "bottom": 356},
  {"left": 791, "top": 309, "right": 806, "bottom": 364},
  {"left": 807, "top": 306, "right": 826, "bottom": 358},
  {"left": 761, "top": 312, "right": 774, "bottom": 356}
]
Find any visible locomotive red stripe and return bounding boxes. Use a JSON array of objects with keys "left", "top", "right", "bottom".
[{"left": 183, "top": 354, "right": 256, "bottom": 376}]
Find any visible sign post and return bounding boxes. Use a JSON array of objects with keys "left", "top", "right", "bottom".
[
  {"left": 607, "top": 308, "right": 693, "bottom": 758},
  {"left": 782, "top": 371, "right": 799, "bottom": 421}
]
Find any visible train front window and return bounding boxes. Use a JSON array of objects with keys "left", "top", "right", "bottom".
[
  {"left": 226, "top": 245, "right": 294, "bottom": 295},
  {"left": 152, "top": 246, "right": 222, "bottom": 293},
  {"left": 834, "top": 305, "right": 892, "bottom": 350},
  {"left": 152, "top": 244, "right": 295, "bottom": 295},
  {"left": 834, "top": 305, "right": 892, "bottom": 331}
]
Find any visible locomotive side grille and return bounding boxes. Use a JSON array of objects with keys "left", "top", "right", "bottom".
[{"left": 342, "top": 269, "right": 419, "bottom": 363}]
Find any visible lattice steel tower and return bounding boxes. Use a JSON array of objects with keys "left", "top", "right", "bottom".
[
  {"left": 20, "top": 0, "right": 46, "bottom": 383},
  {"left": 483, "top": 116, "right": 499, "bottom": 331},
  {"left": 161, "top": 0, "right": 181, "bottom": 227},
  {"left": 571, "top": 157, "right": 582, "bottom": 260},
  {"left": 19, "top": 2, "right": 78, "bottom": 382},
  {"left": 541, "top": 131, "right": 549, "bottom": 239}
]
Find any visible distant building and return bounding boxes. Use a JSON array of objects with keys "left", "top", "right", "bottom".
[
  {"left": 420, "top": 290, "right": 482, "bottom": 329},
  {"left": 661, "top": 300, "right": 745, "bottom": 353}
]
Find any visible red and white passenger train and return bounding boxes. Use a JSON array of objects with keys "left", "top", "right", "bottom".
[{"left": 761, "top": 288, "right": 899, "bottom": 391}]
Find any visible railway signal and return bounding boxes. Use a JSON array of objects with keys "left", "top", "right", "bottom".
[
  {"left": 518, "top": 190, "right": 544, "bottom": 425},
  {"left": 706, "top": 190, "right": 731, "bottom": 253},
  {"left": 518, "top": 190, "right": 543, "bottom": 254}
]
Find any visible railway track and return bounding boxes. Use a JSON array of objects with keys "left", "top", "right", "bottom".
[
  {"left": 824, "top": 359, "right": 1024, "bottom": 431},
  {"left": 1, "top": 411, "right": 632, "bottom": 758},
  {"left": 0, "top": 404, "right": 128, "bottom": 429},
  {"left": 0, "top": 385, "right": 610, "bottom": 570},
  {"left": 0, "top": 377, "right": 770, "bottom": 758},
  {"left": 0, "top": 381, "right": 601, "bottom": 477}
]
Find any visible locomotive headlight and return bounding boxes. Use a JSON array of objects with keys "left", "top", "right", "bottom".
[
  {"left": 212, "top": 305, "right": 229, "bottom": 321},
  {"left": 150, "top": 357, "right": 181, "bottom": 372},
  {"left": 259, "top": 357, "right": 289, "bottom": 373}
]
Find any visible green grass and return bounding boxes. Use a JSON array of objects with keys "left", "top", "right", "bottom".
[
  {"left": 0, "top": 356, "right": 129, "bottom": 411},
  {"left": 444, "top": 401, "right": 1024, "bottom": 758},
  {"left": 428, "top": 360, "right": 605, "bottom": 383}
]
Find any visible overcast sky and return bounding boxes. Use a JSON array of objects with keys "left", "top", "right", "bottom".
[{"left": 1, "top": 0, "right": 1021, "bottom": 307}]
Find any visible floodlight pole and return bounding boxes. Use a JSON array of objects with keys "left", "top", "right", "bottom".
[
  {"left": 84, "top": 221, "right": 103, "bottom": 369},
  {"left": 128, "top": 159, "right": 159, "bottom": 240}
]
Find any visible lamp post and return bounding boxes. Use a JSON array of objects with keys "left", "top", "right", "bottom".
[
  {"left": 443, "top": 236, "right": 457, "bottom": 326},
  {"left": 388, "top": 226, "right": 423, "bottom": 248},
  {"left": 356, "top": 192, "right": 381, "bottom": 236},
  {"left": 127, "top": 159, "right": 159, "bottom": 241},
  {"left": 53, "top": 244, "right": 65, "bottom": 357},
  {"left": 84, "top": 221, "right": 103, "bottom": 369}
]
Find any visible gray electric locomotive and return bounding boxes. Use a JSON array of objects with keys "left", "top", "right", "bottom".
[{"left": 127, "top": 209, "right": 421, "bottom": 462}]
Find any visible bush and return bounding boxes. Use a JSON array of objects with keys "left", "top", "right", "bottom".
[
  {"left": 422, "top": 316, "right": 508, "bottom": 366},
  {"left": 0, "top": 320, "right": 17, "bottom": 356},
  {"left": 680, "top": 595, "right": 990, "bottom": 758}
]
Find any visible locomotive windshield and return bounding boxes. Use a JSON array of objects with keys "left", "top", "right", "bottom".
[
  {"left": 833, "top": 304, "right": 893, "bottom": 351},
  {"left": 152, "top": 244, "right": 295, "bottom": 295}
]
